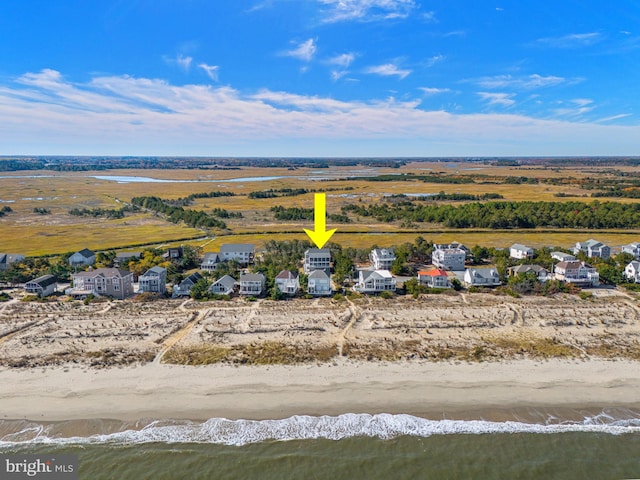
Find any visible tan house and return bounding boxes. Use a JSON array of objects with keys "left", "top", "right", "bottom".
[{"left": 67, "top": 268, "right": 134, "bottom": 299}]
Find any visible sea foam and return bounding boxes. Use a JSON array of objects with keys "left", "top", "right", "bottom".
[{"left": 2, "top": 412, "right": 640, "bottom": 447}]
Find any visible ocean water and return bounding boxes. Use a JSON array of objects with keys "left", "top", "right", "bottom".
[{"left": 2, "top": 413, "right": 640, "bottom": 479}]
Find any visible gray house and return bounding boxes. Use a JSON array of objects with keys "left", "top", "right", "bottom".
[
  {"left": 303, "top": 248, "right": 331, "bottom": 275},
  {"left": 0, "top": 253, "right": 25, "bottom": 271},
  {"left": 507, "top": 264, "right": 550, "bottom": 281},
  {"left": 173, "top": 272, "right": 203, "bottom": 297},
  {"left": 622, "top": 242, "right": 640, "bottom": 258},
  {"left": 463, "top": 268, "right": 501, "bottom": 287},
  {"left": 67, "top": 268, "right": 134, "bottom": 299},
  {"left": 551, "top": 251, "right": 577, "bottom": 262},
  {"left": 239, "top": 273, "right": 266, "bottom": 296},
  {"left": 220, "top": 244, "right": 254, "bottom": 265},
  {"left": 69, "top": 248, "right": 96, "bottom": 267},
  {"left": 209, "top": 275, "right": 237, "bottom": 296},
  {"left": 573, "top": 239, "right": 611, "bottom": 259},
  {"left": 307, "top": 269, "right": 331, "bottom": 296},
  {"left": 432, "top": 244, "right": 466, "bottom": 271},
  {"left": 200, "top": 252, "right": 222, "bottom": 272},
  {"left": 138, "top": 266, "right": 167, "bottom": 294},
  {"left": 25, "top": 274, "right": 57, "bottom": 297}
]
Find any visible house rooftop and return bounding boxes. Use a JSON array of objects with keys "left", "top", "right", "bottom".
[
  {"left": 212, "top": 275, "right": 236, "bottom": 288},
  {"left": 305, "top": 248, "right": 330, "bottom": 256},
  {"left": 143, "top": 266, "right": 166, "bottom": 275},
  {"left": 556, "top": 260, "right": 593, "bottom": 269},
  {"left": 419, "top": 269, "right": 449, "bottom": 277},
  {"left": 28, "top": 274, "right": 57, "bottom": 287},
  {"left": 240, "top": 273, "right": 265, "bottom": 282},
  {"left": 276, "top": 270, "right": 299, "bottom": 280},
  {"left": 511, "top": 244, "right": 533, "bottom": 251},
  {"left": 76, "top": 248, "right": 95, "bottom": 258},
  {"left": 74, "top": 268, "right": 131, "bottom": 278},
  {"left": 308, "top": 269, "right": 329, "bottom": 279},
  {"left": 220, "top": 244, "right": 254, "bottom": 253}
]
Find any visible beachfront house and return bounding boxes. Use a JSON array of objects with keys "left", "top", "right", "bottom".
[
  {"left": 172, "top": 272, "right": 203, "bottom": 297},
  {"left": 572, "top": 239, "right": 610, "bottom": 259},
  {"left": 354, "top": 269, "right": 396, "bottom": 294},
  {"left": 369, "top": 248, "right": 396, "bottom": 270},
  {"left": 209, "top": 275, "right": 237, "bottom": 296},
  {"left": 417, "top": 269, "right": 451, "bottom": 289},
  {"left": 551, "top": 251, "right": 577, "bottom": 262},
  {"left": 554, "top": 261, "right": 599, "bottom": 287},
  {"left": 275, "top": 270, "right": 300, "bottom": 296},
  {"left": 67, "top": 268, "right": 134, "bottom": 299},
  {"left": 200, "top": 252, "right": 222, "bottom": 272},
  {"left": 507, "top": 264, "right": 550, "bottom": 282},
  {"left": 307, "top": 270, "right": 331, "bottom": 296},
  {"left": 220, "top": 244, "right": 254, "bottom": 265},
  {"left": 138, "top": 266, "right": 167, "bottom": 294},
  {"left": 24, "top": 274, "right": 57, "bottom": 297},
  {"left": 432, "top": 244, "right": 466, "bottom": 271},
  {"left": 0, "top": 253, "right": 25, "bottom": 271},
  {"left": 509, "top": 244, "right": 534, "bottom": 260},
  {"left": 622, "top": 242, "right": 640, "bottom": 259},
  {"left": 463, "top": 268, "right": 501, "bottom": 287},
  {"left": 625, "top": 261, "right": 640, "bottom": 283},
  {"left": 68, "top": 248, "right": 96, "bottom": 268},
  {"left": 239, "top": 273, "right": 265, "bottom": 296},
  {"left": 303, "top": 248, "right": 331, "bottom": 275}
]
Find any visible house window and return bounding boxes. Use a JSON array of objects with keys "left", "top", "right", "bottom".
[{"left": 114, "top": 283, "right": 120, "bottom": 291}]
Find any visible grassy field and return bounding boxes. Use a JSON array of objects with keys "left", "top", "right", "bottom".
[{"left": 1, "top": 162, "right": 639, "bottom": 256}]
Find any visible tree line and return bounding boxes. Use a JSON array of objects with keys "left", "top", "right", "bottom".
[
  {"left": 131, "top": 196, "right": 228, "bottom": 230},
  {"left": 341, "top": 200, "right": 640, "bottom": 229}
]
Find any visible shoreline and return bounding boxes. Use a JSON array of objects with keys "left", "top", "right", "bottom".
[{"left": 1, "top": 359, "right": 640, "bottom": 423}]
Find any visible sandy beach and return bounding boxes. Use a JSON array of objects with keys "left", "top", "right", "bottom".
[{"left": 1, "top": 359, "right": 639, "bottom": 422}]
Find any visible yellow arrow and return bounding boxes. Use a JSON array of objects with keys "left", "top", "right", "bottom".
[{"left": 304, "top": 193, "right": 337, "bottom": 249}]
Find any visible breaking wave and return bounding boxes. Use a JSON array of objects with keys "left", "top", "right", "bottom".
[{"left": 2, "top": 412, "right": 640, "bottom": 447}]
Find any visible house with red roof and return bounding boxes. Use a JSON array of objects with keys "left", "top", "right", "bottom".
[{"left": 417, "top": 269, "right": 451, "bottom": 289}]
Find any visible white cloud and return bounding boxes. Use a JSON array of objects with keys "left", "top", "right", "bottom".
[
  {"left": 477, "top": 92, "right": 516, "bottom": 107},
  {"left": 474, "top": 74, "right": 569, "bottom": 90},
  {"left": 163, "top": 54, "right": 193, "bottom": 72},
  {"left": 318, "top": 0, "right": 416, "bottom": 23},
  {"left": 328, "top": 53, "right": 355, "bottom": 68},
  {"left": 533, "top": 32, "right": 602, "bottom": 48},
  {"left": 198, "top": 63, "right": 219, "bottom": 81},
  {"left": 419, "top": 87, "right": 450, "bottom": 95},
  {"left": 572, "top": 98, "right": 593, "bottom": 107},
  {"left": 283, "top": 38, "right": 317, "bottom": 62},
  {"left": 426, "top": 54, "right": 445, "bottom": 67},
  {"left": 2, "top": 69, "right": 640, "bottom": 156},
  {"left": 365, "top": 63, "right": 411, "bottom": 79}
]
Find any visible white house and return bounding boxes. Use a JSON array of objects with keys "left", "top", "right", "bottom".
[
  {"left": 275, "top": 270, "right": 300, "bottom": 296},
  {"left": 239, "top": 273, "right": 265, "bottom": 296},
  {"left": 507, "top": 264, "right": 550, "bottom": 282},
  {"left": 510, "top": 244, "right": 534, "bottom": 260},
  {"left": 200, "top": 252, "right": 222, "bottom": 272},
  {"left": 173, "top": 272, "right": 203, "bottom": 297},
  {"left": 625, "top": 261, "right": 640, "bottom": 283},
  {"left": 432, "top": 244, "right": 466, "bottom": 271},
  {"left": 551, "top": 251, "right": 577, "bottom": 262},
  {"left": 463, "top": 268, "right": 501, "bottom": 287},
  {"left": 417, "top": 269, "right": 451, "bottom": 288},
  {"left": 209, "top": 275, "right": 237, "bottom": 296},
  {"left": 554, "top": 261, "right": 599, "bottom": 287},
  {"left": 220, "top": 244, "right": 254, "bottom": 265},
  {"left": 369, "top": 248, "right": 396, "bottom": 270},
  {"left": 573, "top": 239, "right": 611, "bottom": 259},
  {"left": 354, "top": 269, "right": 396, "bottom": 294},
  {"left": 138, "top": 266, "right": 167, "bottom": 294},
  {"left": 622, "top": 242, "right": 640, "bottom": 259},
  {"left": 307, "top": 270, "right": 331, "bottom": 296},
  {"left": 24, "top": 274, "right": 57, "bottom": 297},
  {"left": 304, "top": 248, "right": 331, "bottom": 274},
  {"left": 68, "top": 248, "right": 96, "bottom": 267}
]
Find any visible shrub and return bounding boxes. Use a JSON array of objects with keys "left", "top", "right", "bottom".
[{"left": 380, "top": 290, "right": 394, "bottom": 299}]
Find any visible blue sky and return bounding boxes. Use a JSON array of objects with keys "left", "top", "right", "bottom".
[{"left": 1, "top": 0, "right": 639, "bottom": 156}]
